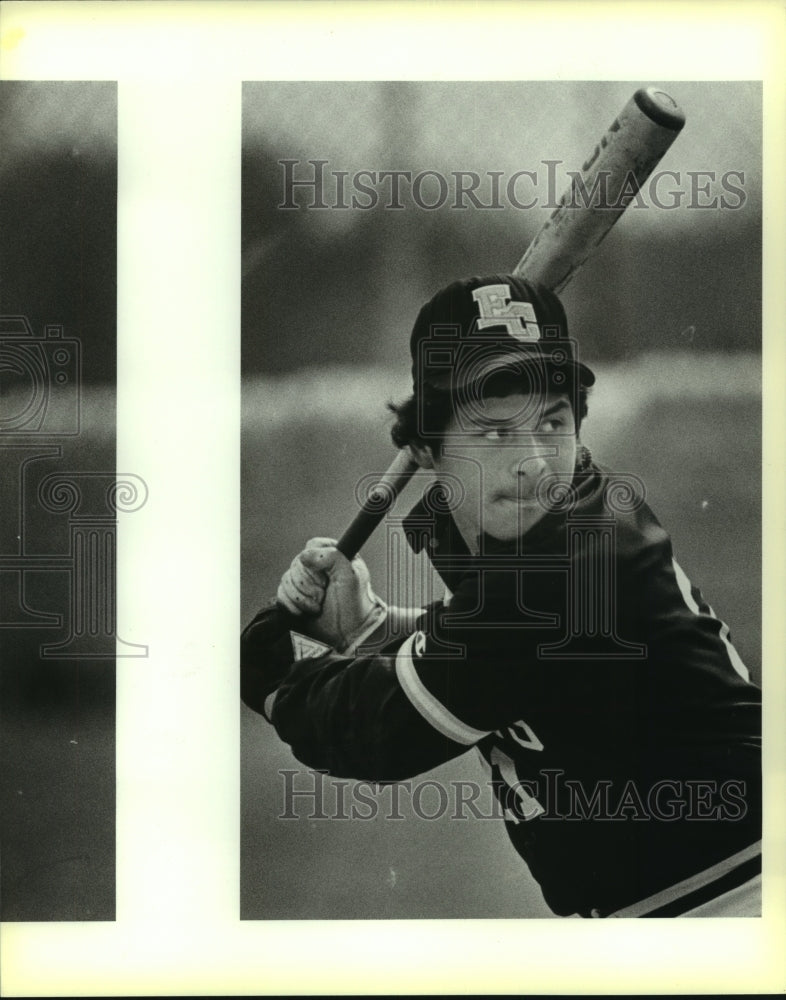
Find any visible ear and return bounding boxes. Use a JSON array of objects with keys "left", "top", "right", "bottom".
[
  {"left": 575, "top": 442, "right": 592, "bottom": 472},
  {"left": 409, "top": 441, "right": 436, "bottom": 470}
]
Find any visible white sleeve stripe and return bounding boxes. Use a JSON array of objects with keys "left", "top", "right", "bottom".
[
  {"left": 672, "top": 559, "right": 700, "bottom": 614},
  {"left": 395, "top": 633, "right": 491, "bottom": 746},
  {"left": 715, "top": 620, "right": 749, "bottom": 680},
  {"left": 672, "top": 559, "right": 750, "bottom": 681}
]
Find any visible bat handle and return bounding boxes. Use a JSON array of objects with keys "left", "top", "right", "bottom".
[
  {"left": 242, "top": 450, "right": 419, "bottom": 663},
  {"left": 336, "top": 448, "right": 419, "bottom": 559}
]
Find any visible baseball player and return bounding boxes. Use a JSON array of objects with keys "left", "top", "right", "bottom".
[{"left": 241, "top": 275, "right": 762, "bottom": 918}]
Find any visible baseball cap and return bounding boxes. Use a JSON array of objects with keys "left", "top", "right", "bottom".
[{"left": 410, "top": 274, "right": 595, "bottom": 395}]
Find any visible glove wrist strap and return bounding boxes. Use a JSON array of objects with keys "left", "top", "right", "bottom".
[{"left": 340, "top": 597, "right": 388, "bottom": 654}]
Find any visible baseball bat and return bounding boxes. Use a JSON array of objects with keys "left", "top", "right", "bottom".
[{"left": 250, "top": 86, "right": 685, "bottom": 647}]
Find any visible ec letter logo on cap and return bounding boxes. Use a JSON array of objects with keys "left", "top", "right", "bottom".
[{"left": 472, "top": 283, "right": 541, "bottom": 342}]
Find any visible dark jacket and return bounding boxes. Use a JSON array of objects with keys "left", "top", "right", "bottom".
[{"left": 241, "top": 463, "right": 761, "bottom": 916}]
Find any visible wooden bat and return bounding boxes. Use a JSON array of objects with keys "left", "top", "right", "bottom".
[{"left": 243, "top": 86, "right": 686, "bottom": 663}]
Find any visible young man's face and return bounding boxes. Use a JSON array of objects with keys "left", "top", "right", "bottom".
[{"left": 427, "top": 389, "right": 578, "bottom": 548}]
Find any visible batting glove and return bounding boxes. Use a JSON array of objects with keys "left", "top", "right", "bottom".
[{"left": 276, "top": 537, "right": 387, "bottom": 652}]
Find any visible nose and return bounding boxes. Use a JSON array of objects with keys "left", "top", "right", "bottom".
[{"left": 511, "top": 440, "right": 550, "bottom": 479}]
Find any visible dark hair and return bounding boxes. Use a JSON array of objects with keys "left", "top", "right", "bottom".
[{"left": 389, "top": 370, "right": 590, "bottom": 454}]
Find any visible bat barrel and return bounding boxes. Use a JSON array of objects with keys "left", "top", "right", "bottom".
[
  {"left": 634, "top": 86, "right": 686, "bottom": 131},
  {"left": 514, "top": 85, "right": 685, "bottom": 293}
]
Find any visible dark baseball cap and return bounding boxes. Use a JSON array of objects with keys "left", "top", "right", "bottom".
[{"left": 410, "top": 274, "right": 595, "bottom": 394}]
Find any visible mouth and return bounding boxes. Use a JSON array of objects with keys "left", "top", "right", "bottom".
[
  {"left": 496, "top": 476, "right": 547, "bottom": 508},
  {"left": 497, "top": 493, "right": 540, "bottom": 507}
]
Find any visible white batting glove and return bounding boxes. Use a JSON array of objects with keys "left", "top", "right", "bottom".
[{"left": 276, "top": 537, "right": 387, "bottom": 652}]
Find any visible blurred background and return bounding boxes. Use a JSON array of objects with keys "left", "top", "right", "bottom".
[
  {"left": 241, "top": 82, "right": 762, "bottom": 919},
  {"left": 0, "top": 81, "right": 116, "bottom": 920}
]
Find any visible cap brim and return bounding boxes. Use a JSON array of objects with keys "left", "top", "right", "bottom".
[{"left": 424, "top": 347, "right": 595, "bottom": 390}]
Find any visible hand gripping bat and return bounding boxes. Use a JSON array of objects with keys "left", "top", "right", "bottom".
[{"left": 246, "top": 86, "right": 686, "bottom": 653}]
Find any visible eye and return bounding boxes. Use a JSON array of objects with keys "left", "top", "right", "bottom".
[
  {"left": 540, "top": 416, "right": 567, "bottom": 432},
  {"left": 482, "top": 427, "right": 512, "bottom": 442}
]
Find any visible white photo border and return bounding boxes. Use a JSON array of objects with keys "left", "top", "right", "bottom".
[{"left": 1, "top": 1, "right": 784, "bottom": 995}]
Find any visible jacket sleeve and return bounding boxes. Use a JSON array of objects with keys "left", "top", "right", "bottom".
[
  {"left": 251, "top": 571, "right": 548, "bottom": 782},
  {"left": 240, "top": 602, "right": 302, "bottom": 718}
]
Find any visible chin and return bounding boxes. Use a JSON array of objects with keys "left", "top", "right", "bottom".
[{"left": 487, "top": 513, "right": 543, "bottom": 541}]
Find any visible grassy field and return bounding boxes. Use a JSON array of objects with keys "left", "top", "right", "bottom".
[{"left": 241, "top": 351, "right": 761, "bottom": 919}]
